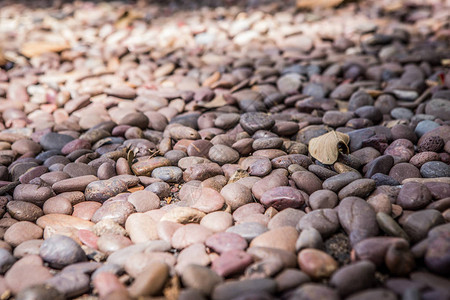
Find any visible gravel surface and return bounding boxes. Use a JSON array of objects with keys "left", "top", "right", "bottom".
[{"left": 0, "top": 0, "right": 449, "bottom": 299}]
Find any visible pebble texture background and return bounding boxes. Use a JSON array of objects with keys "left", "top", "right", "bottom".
[{"left": 0, "top": 0, "right": 449, "bottom": 299}]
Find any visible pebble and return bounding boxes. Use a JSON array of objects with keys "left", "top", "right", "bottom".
[
  {"left": 420, "top": 161, "right": 450, "bottom": 178},
  {"left": 128, "top": 261, "right": 169, "bottom": 298},
  {"left": 220, "top": 183, "right": 253, "bottom": 211},
  {"left": 250, "top": 226, "right": 298, "bottom": 253},
  {"left": 291, "top": 171, "right": 323, "bottom": 195},
  {"left": 46, "top": 271, "right": 90, "bottom": 298},
  {"left": 13, "top": 184, "right": 55, "bottom": 206},
  {"left": 226, "top": 222, "right": 268, "bottom": 242},
  {"left": 40, "top": 132, "right": 74, "bottom": 151},
  {"left": 260, "top": 186, "right": 306, "bottom": 210},
  {"left": 125, "top": 213, "right": 158, "bottom": 243},
  {"left": 240, "top": 113, "right": 275, "bottom": 135},
  {"left": 200, "top": 211, "right": 233, "bottom": 233},
  {"left": 288, "top": 283, "right": 340, "bottom": 300},
  {"left": 39, "top": 235, "right": 86, "bottom": 269},
  {"left": 5, "top": 256, "right": 53, "bottom": 294},
  {"left": 6, "top": 201, "right": 43, "bottom": 222},
  {"left": 211, "top": 249, "right": 253, "bottom": 277},
  {"left": 338, "top": 197, "right": 379, "bottom": 245},
  {"left": 206, "top": 232, "right": 247, "bottom": 253},
  {"left": 308, "top": 189, "right": 339, "bottom": 210},
  {"left": 211, "top": 278, "right": 277, "bottom": 300},
  {"left": 4, "top": 221, "right": 43, "bottom": 247},
  {"left": 401, "top": 209, "right": 444, "bottom": 242},
  {"left": 151, "top": 166, "right": 183, "bottom": 183},
  {"left": 338, "top": 179, "right": 376, "bottom": 200},
  {"left": 91, "top": 199, "right": 135, "bottom": 225},
  {"left": 322, "top": 172, "right": 362, "bottom": 192},
  {"left": 297, "top": 208, "right": 340, "bottom": 237},
  {"left": 15, "top": 284, "right": 64, "bottom": 300},
  {"left": 171, "top": 224, "right": 213, "bottom": 249},
  {"left": 181, "top": 264, "right": 223, "bottom": 296},
  {"left": 330, "top": 261, "right": 376, "bottom": 296},
  {"left": 298, "top": 249, "right": 338, "bottom": 279},
  {"left": 127, "top": 190, "right": 160, "bottom": 212},
  {"left": 268, "top": 208, "right": 305, "bottom": 229}
]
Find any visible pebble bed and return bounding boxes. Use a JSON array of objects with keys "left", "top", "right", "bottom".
[{"left": 0, "top": 0, "right": 449, "bottom": 299}]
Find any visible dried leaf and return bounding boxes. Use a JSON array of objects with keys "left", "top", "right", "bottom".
[
  {"left": 115, "top": 10, "right": 143, "bottom": 29},
  {"left": 308, "top": 130, "right": 350, "bottom": 165},
  {"left": 163, "top": 274, "right": 180, "bottom": 300},
  {"left": 127, "top": 185, "right": 144, "bottom": 193},
  {"left": 127, "top": 147, "right": 135, "bottom": 167},
  {"left": 20, "top": 41, "right": 70, "bottom": 58},
  {"left": 195, "top": 94, "right": 227, "bottom": 109},
  {"left": 228, "top": 169, "right": 249, "bottom": 184}
]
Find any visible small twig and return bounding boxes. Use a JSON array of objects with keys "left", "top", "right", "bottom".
[
  {"left": 397, "top": 86, "right": 432, "bottom": 109},
  {"left": 0, "top": 181, "right": 20, "bottom": 196}
]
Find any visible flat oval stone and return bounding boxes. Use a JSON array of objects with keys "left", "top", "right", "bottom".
[
  {"left": 260, "top": 186, "right": 306, "bottom": 210},
  {"left": 200, "top": 211, "right": 233, "bottom": 233},
  {"left": 338, "top": 179, "right": 376, "bottom": 200},
  {"left": 85, "top": 178, "right": 128, "bottom": 202},
  {"left": 63, "top": 162, "right": 96, "bottom": 178},
  {"left": 127, "top": 190, "right": 160, "bottom": 212},
  {"left": 338, "top": 197, "right": 379, "bottom": 245},
  {"left": 40, "top": 132, "right": 75, "bottom": 151},
  {"left": 297, "top": 209, "right": 340, "bottom": 238},
  {"left": 151, "top": 166, "right": 182, "bottom": 183},
  {"left": 271, "top": 154, "right": 312, "bottom": 169},
  {"left": 91, "top": 199, "right": 135, "bottom": 225},
  {"left": 39, "top": 235, "right": 87, "bottom": 269},
  {"left": 330, "top": 261, "right": 376, "bottom": 296},
  {"left": 171, "top": 224, "right": 213, "bottom": 249},
  {"left": 13, "top": 184, "right": 55, "bottom": 206},
  {"left": 125, "top": 213, "right": 158, "bottom": 244},
  {"left": 15, "top": 284, "right": 64, "bottom": 300},
  {"left": 211, "top": 249, "right": 253, "bottom": 277},
  {"left": 181, "top": 264, "right": 223, "bottom": 296},
  {"left": 5, "top": 256, "right": 53, "bottom": 295},
  {"left": 241, "top": 157, "right": 272, "bottom": 177},
  {"left": 208, "top": 145, "right": 240, "bottom": 165},
  {"left": 323, "top": 172, "right": 362, "bottom": 193},
  {"left": 52, "top": 175, "right": 98, "bottom": 193},
  {"left": 36, "top": 214, "right": 94, "bottom": 231},
  {"left": 402, "top": 209, "right": 445, "bottom": 243},
  {"left": 4, "top": 221, "right": 43, "bottom": 247},
  {"left": 292, "top": 171, "right": 323, "bottom": 195},
  {"left": 128, "top": 261, "right": 169, "bottom": 298},
  {"left": 240, "top": 113, "right": 275, "bottom": 135},
  {"left": 211, "top": 278, "right": 277, "bottom": 300},
  {"left": 420, "top": 161, "right": 450, "bottom": 178},
  {"left": 251, "top": 172, "right": 289, "bottom": 200},
  {"left": 397, "top": 182, "right": 432, "bottom": 210},
  {"left": 183, "top": 163, "right": 223, "bottom": 182},
  {"left": 226, "top": 222, "right": 268, "bottom": 242},
  {"left": 132, "top": 157, "right": 171, "bottom": 176},
  {"left": 205, "top": 232, "right": 247, "bottom": 254},
  {"left": 249, "top": 226, "right": 298, "bottom": 253},
  {"left": 220, "top": 183, "right": 253, "bottom": 211},
  {"left": 268, "top": 208, "right": 306, "bottom": 230},
  {"left": 191, "top": 187, "right": 226, "bottom": 213},
  {"left": 46, "top": 271, "right": 90, "bottom": 298},
  {"left": 298, "top": 249, "right": 338, "bottom": 279},
  {"left": 308, "top": 190, "right": 339, "bottom": 210},
  {"left": 6, "top": 201, "right": 43, "bottom": 222}
]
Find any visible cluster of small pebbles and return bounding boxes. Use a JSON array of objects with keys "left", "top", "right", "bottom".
[{"left": 0, "top": 0, "right": 449, "bottom": 299}]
